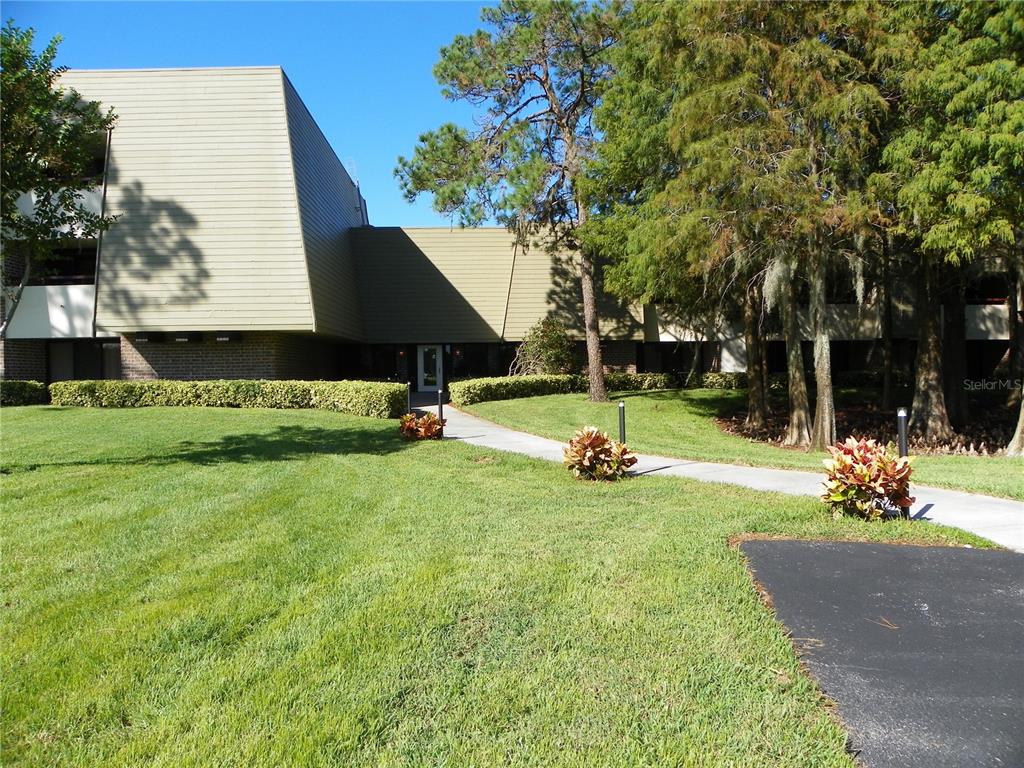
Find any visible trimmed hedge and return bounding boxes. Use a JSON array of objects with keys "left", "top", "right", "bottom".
[
  {"left": 0, "top": 380, "right": 49, "bottom": 406},
  {"left": 697, "top": 372, "right": 749, "bottom": 390},
  {"left": 449, "top": 372, "right": 675, "bottom": 407},
  {"left": 697, "top": 370, "right": 913, "bottom": 391},
  {"left": 47, "top": 379, "right": 407, "bottom": 419}
]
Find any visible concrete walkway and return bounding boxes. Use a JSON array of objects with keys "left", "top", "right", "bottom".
[{"left": 426, "top": 405, "right": 1024, "bottom": 552}]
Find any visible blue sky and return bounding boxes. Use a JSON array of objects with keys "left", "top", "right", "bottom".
[{"left": 5, "top": 1, "right": 491, "bottom": 226}]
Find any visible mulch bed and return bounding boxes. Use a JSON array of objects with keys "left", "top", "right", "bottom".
[{"left": 718, "top": 400, "right": 1018, "bottom": 456}]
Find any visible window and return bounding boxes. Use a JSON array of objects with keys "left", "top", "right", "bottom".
[
  {"left": 28, "top": 243, "right": 98, "bottom": 286},
  {"left": 47, "top": 339, "right": 120, "bottom": 382},
  {"left": 965, "top": 274, "right": 1009, "bottom": 305},
  {"left": 42, "top": 132, "right": 107, "bottom": 186}
]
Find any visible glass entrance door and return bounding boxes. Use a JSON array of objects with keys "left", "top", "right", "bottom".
[{"left": 417, "top": 344, "right": 443, "bottom": 392}]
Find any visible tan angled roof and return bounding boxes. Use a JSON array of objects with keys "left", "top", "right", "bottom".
[
  {"left": 63, "top": 66, "right": 367, "bottom": 339},
  {"left": 351, "top": 227, "right": 644, "bottom": 343}
]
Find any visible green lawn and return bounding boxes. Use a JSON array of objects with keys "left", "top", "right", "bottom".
[
  {"left": 465, "top": 389, "right": 1024, "bottom": 501},
  {"left": 1, "top": 407, "right": 988, "bottom": 767}
]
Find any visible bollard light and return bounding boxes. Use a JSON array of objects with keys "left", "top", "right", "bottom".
[
  {"left": 618, "top": 401, "right": 626, "bottom": 444},
  {"left": 407, "top": 382, "right": 413, "bottom": 414},
  {"left": 896, "top": 407, "right": 909, "bottom": 458},
  {"left": 437, "top": 388, "right": 444, "bottom": 437}
]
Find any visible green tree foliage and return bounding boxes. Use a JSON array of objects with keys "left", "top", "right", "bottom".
[
  {"left": 0, "top": 22, "right": 117, "bottom": 337},
  {"left": 586, "top": 0, "right": 794, "bottom": 430},
  {"left": 876, "top": 0, "right": 1023, "bottom": 445},
  {"left": 881, "top": 1, "right": 1023, "bottom": 261},
  {"left": 395, "top": 0, "right": 621, "bottom": 401},
  {"left": 509, "top": 317, "right": 577, "bottom": 375},
  {"left": 587, "top": 1, "right": 886, "bottom": 447}
]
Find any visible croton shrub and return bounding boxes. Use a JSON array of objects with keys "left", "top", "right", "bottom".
[
  {"left": 399, "top": 412, "right": 445, "bottom": 440},
  {"left": 563, "top": 426, "right": 637, "bottom": 481},
  {"left": 821, "top": 437, "right": 915, "bottom": 520}
]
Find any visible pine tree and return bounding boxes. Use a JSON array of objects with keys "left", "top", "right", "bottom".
[{"left": 395, "top": 1, "right": 621, "bottom": 401}]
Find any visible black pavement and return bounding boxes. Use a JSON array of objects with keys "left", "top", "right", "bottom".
[{"left": 741, "top": 540, "right": 1024, "bottom": 768}]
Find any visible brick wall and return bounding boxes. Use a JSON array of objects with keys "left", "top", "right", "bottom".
[
  {"left": 0, "top": 339, "right": 47, "bottom": 381},
  {"left": 120, "top": 332, "right": 354, "bottom": 380},
  {"left": 121, "top": 333, "right": 282, "bottom": 380}
]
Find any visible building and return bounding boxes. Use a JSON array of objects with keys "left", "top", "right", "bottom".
[{"left": 0, "top": 67, "right": 1014, "bottom": 391}]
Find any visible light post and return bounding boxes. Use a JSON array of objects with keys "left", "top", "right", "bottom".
[
  {"left": 437, "top": 387, "right": 444, "bottom": 437},
  {"left": 896, "top": 407, "right": 909, "bottom": 458}
]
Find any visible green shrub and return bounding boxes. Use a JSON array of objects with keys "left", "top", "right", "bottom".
[
  {"left": 449, "top": 372, "right": 675, "bottom": 406},
  {"left": 510, "top": 318, "right": 577, "bottom": 375},
  {"left": 821, "top": 437, "right": 915, "bottom": 520},
  {"left": 0, "top": 380, "right": 49, "bottom": 406},
  {"left": 605, "top": 372, "right": 674, "bottom": 391},
  {"left": 449, "top": 374, "right": 581, "bottom": 405},
  {"left": 831, "top": 369, "right": 913, "bottom": 389},
  {"left": 697, "top": 372, "right": 749, "bottom": 390},
  {"left": 696, "top": 369, "right": 909, "bottom": 391},
  {"left": 47, "top": 379, "right": 406, "bottom": 419},
  {"left": 563, "top": 426, "right": 637, "bottom": 481}
]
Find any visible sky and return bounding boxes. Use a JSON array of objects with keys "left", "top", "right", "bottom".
[{"left": 5, "top": 1, "right": 490, "bottom": 226}]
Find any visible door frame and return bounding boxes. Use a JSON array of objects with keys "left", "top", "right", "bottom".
[{"left": 417, "top": 344, "right": 443, "bottom": 392}]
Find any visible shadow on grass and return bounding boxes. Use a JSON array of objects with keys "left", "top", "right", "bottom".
[
  {"left": 3, "top": 424, "right": 409, "bottom": 473},
  {"left": 613, "top": 389, "right": 746, "bottom": 418}
]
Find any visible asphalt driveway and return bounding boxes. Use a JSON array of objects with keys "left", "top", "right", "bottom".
[{"left": 741, "top": 540, "right": 1024, "bottom": 768}]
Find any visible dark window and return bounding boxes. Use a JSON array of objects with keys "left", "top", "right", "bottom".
[
  {"left": 29, "top": 244, "right": 98, "bottom": 286},
  {"left": 101, "top": 341, "right": 121, "bottom": 379},
  {"left": 370, "top": 345, "right": 399, "bottom": 380},
  {"left": 650, "top": 341, "right": 696, "bottom": 376},
  {"left": 47, "top": 342, "right": 75, "bottom": 382},
  {"left": 46, "top": 339, "right": 120, "bottom": 382},
  {"left": 451, "top": 343, "right": 491, "bottom": 379},
  {"left": 766, "top": 341, "right": 787, "bottom": 374},
  {"left": 42, "top": 132, "right": 107, "bottom": 186},
  {"left": 965, "top": 274, "right": 1009, "bottom": 305}
]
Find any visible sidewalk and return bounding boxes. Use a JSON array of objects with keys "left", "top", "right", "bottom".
[{"left": 426, "top": 405, "right": 1024, "bottom": 552}]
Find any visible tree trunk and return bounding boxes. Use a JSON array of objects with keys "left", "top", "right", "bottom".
[
  {"left": 686, "top": 337, "right": 703, "bottom": 388},
  {"left": 943, "top": 270, "right": 968, "bottom": 430},
  {"left": 781, "top": 262, "right": 811, "bottom": 447},
  {"left": 579, "top": 249, "right": 607, "bottom": 402},
  {"left": 1007, "top": 259, "right": 1022, "bottom": 409},
  {"left": 909, "top": 258, "right": 954, "bottom": 441},
  {"left": 1007, "top": 395, "right": 1024, "bottom": 456},
  {"left": 880, "top": 242, "right": 894, "bottom": 411},
  {"left": 743, "top": 279, "right": 767, "bottom": 430},
  {"left": 0, "top": 255, "right": 31, "bottom": 340},
  {"left": 809, "top": 252, "right": 836, "bottom": 451}
]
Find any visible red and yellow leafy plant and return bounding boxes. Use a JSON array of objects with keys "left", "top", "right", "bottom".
[
  {"left": 399, "top": 412, "right": 445, "bottom": 440},
  {"left": 563, "top": 426, "right": 637, "bottom": 481},
  {"left": 821, "top": 437, "right": 915, "bottom": 520}
]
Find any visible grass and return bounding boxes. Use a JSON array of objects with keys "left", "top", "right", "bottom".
[
  {"left": 1, "top": 406, "right": 990, "bottom": 767},
  {"left": 465, "top": 389, "right": 1024, "bottom": 501}
]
